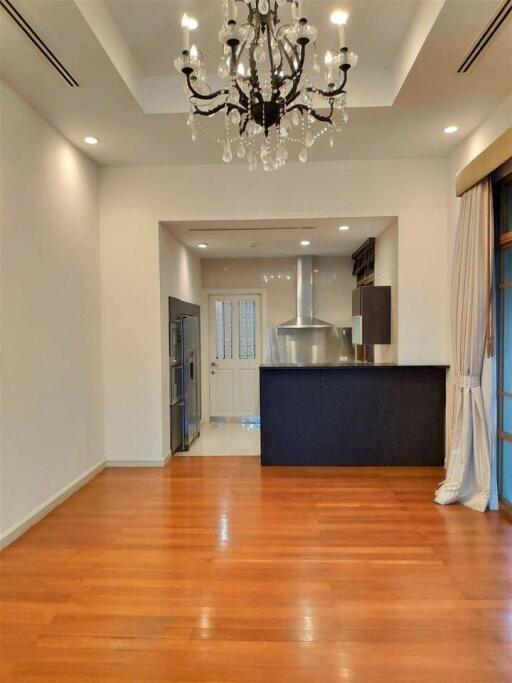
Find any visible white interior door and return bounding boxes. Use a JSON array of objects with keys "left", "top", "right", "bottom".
[{"left": 209, "top": 294, "right": 261, "bottom": 418}]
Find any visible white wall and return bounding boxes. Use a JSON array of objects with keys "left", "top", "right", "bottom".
[
  {"left": 200, "top": 255, "right": 355, "bottom": 420},
  {"left": 447, "top": 95, "right": 512, "bottom": 260},
  {"left": 0, "top": 83, "right": 104, "bottom": 540},
  {"left": 450, "top": 94, "right": 512, "bottom": 182},
  {"left": 374, "top": 220, "right": 399, "bottom": 363},
  {"left": 201, "top": 255, "right": 355, "bottom": 329},
  {"left": 313, "top": 256, "right": 356, "bottom": 328},
  {"left": 445, "top": 94, "right": 512, "bottom": 355},
  {"left": 100, "top": 158, "right": 449, "bottom": 464},
  {"left": 159, "top": 226, "right": 201, "bottom": 459},
  {"left": 202, "top": 257, "right": 296, "bottom": 330}
]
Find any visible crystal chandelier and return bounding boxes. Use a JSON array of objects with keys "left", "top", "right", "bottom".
[{"left": 175, "top": 0, "right": 358, "bottom": 171}]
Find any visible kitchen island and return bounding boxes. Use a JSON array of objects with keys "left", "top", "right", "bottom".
[{"left": 260, "top": 363, "right": 447, "bottom": 466}]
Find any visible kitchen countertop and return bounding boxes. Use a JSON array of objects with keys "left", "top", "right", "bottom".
[{"left": 260, "top": 362, "right": 449, "bottom": 369}]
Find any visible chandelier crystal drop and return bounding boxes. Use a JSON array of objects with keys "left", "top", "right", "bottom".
[{"left": 175, "top": 0, "right": 358, "bottom": 171}]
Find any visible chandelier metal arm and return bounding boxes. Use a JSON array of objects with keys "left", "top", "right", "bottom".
[
  {"left": 231, "top": 41, "right": 246, "bottom": 76},
  {"left": 193, "top": 102, "right": 228, "bottom": 117},
  {"left": 232, "top": 78, "right": 249, "bottom": 109},
  {"left": 270, "top": 40, "right": 295, "bottom": 105},
  {"left": 284, "top": 76, "right": 304, "bottom": 106},
  {"left": 277, "top": 43, "right": 293, "bottom": 80},
  {"left": 284, "top": 44, "right": 306, "bottom": 106},
  {"left": 274, "top": 38, "right": 285, "bottom": 73},
  {"left": 266, "top": 23, "right": 277, "bottom": 76},
  {"left": 281, "top": 35, "right": 300, "bottom": 75},
  {"left": 240, "top": 114, "right": 250, "bottom": 136},
  {"left": 306, "top": 69, "right": 348, "bottom": 99},
  {"left": 175, "top": 2, "right": 357, "bottom": 170},
  {"left": 280, "top": 63, "right": 300, "bottom": 88},
  {"left": 248, "top": 43, "right": 258, "bottom": 82},
  {"left": 289, "top": 100, "right": 335, "bottom": 123},
  {"left": 228, "top": 103, "right": 248, "bottom": 115},
  {"left": 285, "top": 86, "right": 303, "bottom": 106},
  {"left": 283, "top": 33, "right": 299, "bottom": 60},
  {"left": 229, "top": 46, "right": 249, "bottom": 108},
  {"left": 194, "top": 101, "right": 247, "bottom": 118},
  {"left": 186, "top": 72, "right": 228, "bottom": 101}
]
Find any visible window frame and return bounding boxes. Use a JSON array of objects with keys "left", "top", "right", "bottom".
[{"left": 493, "top": 167, "right": 512, "bottom": 516}]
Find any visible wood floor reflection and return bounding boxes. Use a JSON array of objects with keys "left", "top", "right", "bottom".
[{"left": 1, "top": 457, "right": 511, "bottom": 682}]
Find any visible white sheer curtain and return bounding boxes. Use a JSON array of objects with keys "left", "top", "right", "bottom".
[{"left": 435, "top": 178, "right": 497, "bottom": 512}]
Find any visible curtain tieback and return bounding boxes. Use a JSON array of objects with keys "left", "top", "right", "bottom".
[{"left": 455, "top": 374, "right": 480, "bottom": 389}]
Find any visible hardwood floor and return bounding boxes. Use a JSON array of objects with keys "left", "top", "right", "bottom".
[{"left": 1, "top": 457, "right": 511, "bottom": 682}]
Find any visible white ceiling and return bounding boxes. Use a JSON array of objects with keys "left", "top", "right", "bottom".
[
  {"left": 0, "top": 0, "right": 510, "bottom": 166},
  {"left": 162, "top": 216, "right": 395, "bottom": 258},
  {"left": 105, "top": 0, "right": 420, "bottom": 75}
]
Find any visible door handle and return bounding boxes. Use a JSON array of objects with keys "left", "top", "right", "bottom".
[
  {"left": 210, "top": 362, "right": 217, "bottom": 367},
  {"left": 211, "top": 370, "right": 215, "bottom": 375}
]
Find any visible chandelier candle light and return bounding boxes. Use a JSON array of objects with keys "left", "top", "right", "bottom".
[{"left": 175, "top": 0, "right": 358, "bottom": 171}]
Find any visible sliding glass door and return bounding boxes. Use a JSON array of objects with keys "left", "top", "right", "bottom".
[{"left": 495, "top": 172, "right": 512, "bottom": 509}]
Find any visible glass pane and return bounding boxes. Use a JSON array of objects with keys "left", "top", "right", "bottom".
[
  {"left": 502, "top": 247, "right": 512, "bottom": 285},
  {"left": 498, "top": 184, "right": 512, "bottom": 235},
  {"left": 215, "top": 300, "right": 232, "bottom": 360},
  {"left": 238, "top": 299, "right": 256, "bottom": 360},
  {"left": 501, "top": 440, "right": 512, "bottom": 504},
  {"left": 502, "top": 396, "right": 512, "bottom": 436},
  {"left": 503, "top": 287, "right": 512, "bottom": 394}
]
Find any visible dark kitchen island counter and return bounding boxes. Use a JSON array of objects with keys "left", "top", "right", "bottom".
[{"left": 259, "top": 364, "right": 447, "bottom": 466}]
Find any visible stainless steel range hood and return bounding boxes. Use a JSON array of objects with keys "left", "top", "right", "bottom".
[{"left": 278, "top": 256, "right": 331, "bottom": 329}]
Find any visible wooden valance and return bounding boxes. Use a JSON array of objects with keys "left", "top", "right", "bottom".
[{"left": 456, "top": 127, "right": 512, "bottom": 197}]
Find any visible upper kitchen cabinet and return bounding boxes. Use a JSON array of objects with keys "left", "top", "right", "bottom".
[{"left": 352, "top": 286, "right": 391, "bottom": 346}]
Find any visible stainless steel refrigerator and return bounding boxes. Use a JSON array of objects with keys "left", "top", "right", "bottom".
[
  {"left": 169, "top": 309, "right": 200, "bottom": 453},
  {"left": 181, "top": 315, "right": 200, "bottom": 448}
]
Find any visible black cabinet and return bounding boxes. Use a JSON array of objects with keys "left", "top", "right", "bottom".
[
  {"left": 352, "top": 286, "right": 391, "bottom": 345},
  {"left": 260, "top": 365, "right": 446, "bottom": 466}
]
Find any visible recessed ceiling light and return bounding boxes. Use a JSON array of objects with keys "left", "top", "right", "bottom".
[
  {"left": 338, "top": 225, "right": 350, "bottom": 231},
  {"left": 443, "top": 126, "right": 458, "bottom": 134},
  {"left": 197, "top": 243, "right": 208, "bottom": 249},
  {"left": 300, "top": 240, "right": 311, "bottom": 247},
  {"left": 84, "top": 136, "right": 98, "bottom": 145}
]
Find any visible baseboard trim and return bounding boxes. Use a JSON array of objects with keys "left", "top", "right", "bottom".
[
  {"left": 210, "top": 416, "right": 260, "bottom": 424},
  {"left": 0, "top": 460, "right": 106, "bottom": 550},
  {"left": 106, "top": 452, "right": 171, "bottom": 468},
  {"left": 1, "top": 453, "right": 174, "bottom": 550}
]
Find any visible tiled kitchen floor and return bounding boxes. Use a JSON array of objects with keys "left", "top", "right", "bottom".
[{"left": 178, "top": 421, "right": 261, "bottom": 456}]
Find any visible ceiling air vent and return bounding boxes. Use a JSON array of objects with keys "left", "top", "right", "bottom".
[
  {"left": 0, "top": 0, "right": 79, "bottom": 86},
  {"left": 457, "top": 0, "right": 512, "bottom": 73},
  {"left": 188, "top": 226, "right": 315, "bottom": 232}
]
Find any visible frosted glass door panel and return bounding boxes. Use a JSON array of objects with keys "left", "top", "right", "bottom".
[
  {"left": 238, "top": 299, "right": 257, "bottom": 360},
  {"left": 215, "top": 300, "right": 232, "bottom": 360},
  {"left": 209, "top": 294, "right": 261, "bottom": 418}
]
